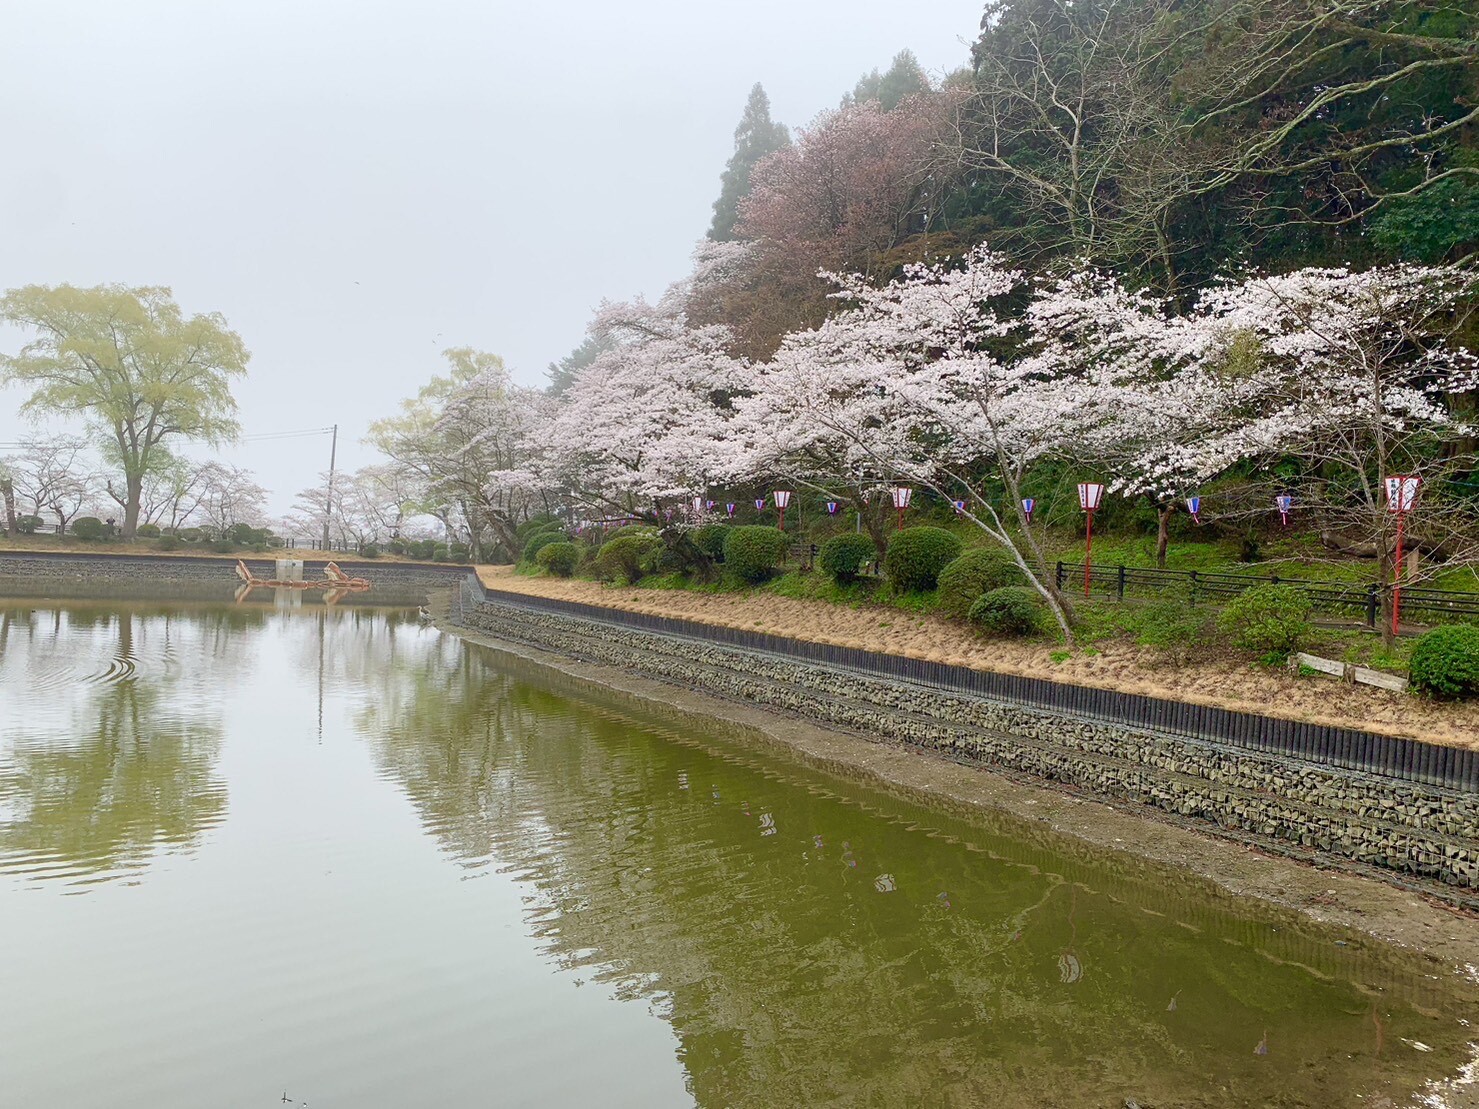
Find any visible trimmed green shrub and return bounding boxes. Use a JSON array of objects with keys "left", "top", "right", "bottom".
[
  {"left": 1408, "top": 625, "right": 1479, "bottom": 699},
  {"left": 593, "top": 534, "right": 661, "bottom": 584},
  {"left": 936, "top": 548, "right": 1022, "bottom": 619},
  {"left": 448, "top": 542, "right": 471, "bottom": 563},
  {"left": 723, "top": 525, "right": 789, "bottom": 584},
  {"left": 536, "top": 541, "right": 581, "bottom": 578},
  {"left": 156, "top": 535, "right": 181, "bottom": 551},
  {"left": 819, "top": 533, "right": 876, "bottom": 582},
  {"left": 210, "top": 539, "right": 237, "bottom": 554},
  {"left": 968, "top": 587, "right": 1043, "bottom": 636},
  {"left": 180, "top": 527, "right": 205, "bottom": 543},
  {"left": 607, "top": 523, "right": 658, "bottom": 541},
  {"left": 358, "top": 542, "right": 381, "bottom": 558},
  {"left": 409, "top": 539, "right": 437, "bottom": 560},
  {"left": 516, "top": 515, "right": 560, "bottom": 539},
  {"left": 386, "top": 538, "right": 408, "bottom": 556},
  {"left": 692, "top": 524, "right": 728, "bottom": 563},
  {"left": 522, "top": 531, "right": 566, "bottom": 563},
  {"left": 134, "top": 523, "right": 161, "bottom": 538},
  {"left": 16, "top": 514, "right": 43, "bottom": 535},
  {"left": 71, "top": 517, "right": 107, "bottom": 541},
  {"left": 1216, "top": 583, "right": 1312, "bottom": 657},
  {"left": 884, "top": 527, "right": 963, "bottom": 593}
]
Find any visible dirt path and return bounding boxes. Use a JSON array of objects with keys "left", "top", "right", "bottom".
[{"left": 477, "top": 566, "right": 1479, "bottom": 751}]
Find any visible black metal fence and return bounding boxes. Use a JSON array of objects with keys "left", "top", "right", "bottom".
[
  {"left": 1055, "top": 561, "right": 1479, "bottom": 628},
  {"left": 460, "top": 573, "right": 1479, "bottom": 793}
]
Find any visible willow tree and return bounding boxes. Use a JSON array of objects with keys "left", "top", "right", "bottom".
[{"left": 0, "top": 284, "right": 248, "bottom": 536}]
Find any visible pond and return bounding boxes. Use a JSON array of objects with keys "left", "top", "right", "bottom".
[{"left": 0, "top": 599, "right": 1474, "bottom": 1107}]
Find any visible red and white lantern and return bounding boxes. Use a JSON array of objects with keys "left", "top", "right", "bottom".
[
  {"left": 890, "top": 486, "right": 912, "bottom": 529},
  {"left": 772, "top": 489, "right": 793, "bottom": 530},
  {"left": 1077, "top": 482, "right": 1105, "bottom": 598}
]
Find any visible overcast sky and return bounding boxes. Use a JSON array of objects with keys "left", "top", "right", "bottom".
[{"left": 0, "top": 0, "right": 981, "bottom": 515}]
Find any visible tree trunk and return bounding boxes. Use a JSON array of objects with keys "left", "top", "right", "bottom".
[
  {"left": 1156, "top": 504, "right": 1173, "bottom": 569},
  {"left": 1376, "top": 531, "right": 1396, "bottom": 648},
  {"left": 0, "top": 477, "right": 15, "bottom": 536},
  {"left": 121, "top": 472, "right": 143, "bottom": 538},
  {"left": 854, "top": 494, "right": 890, "bottom": 562}
]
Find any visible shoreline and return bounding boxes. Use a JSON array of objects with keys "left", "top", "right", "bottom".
[
  {"left": 476, "top": 565, "right": 1479, "bottom": 751},
  {"left": 437, "top": 604, "right": 1479, "bottom": 979}
]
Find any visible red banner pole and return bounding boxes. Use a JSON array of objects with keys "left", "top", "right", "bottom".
[{"left": 1084, "top": 512, "right": 1094, "bottom": 598}]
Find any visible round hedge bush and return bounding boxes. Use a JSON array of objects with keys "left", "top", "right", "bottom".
[
  {"left": 536, "top": 541, "right": 581, "bottom": 578},
  {"left": 1215, "top": 583, "right": 1312, "bottom": 656},
  {"left": 16, "top": 514, "right": 43, "bottom": 535},
  {"left": 134, "top": 523, "right": 161, "bottom": 538},
  {"left": 522, "top": 531, "right": 566, "bottom": 563},
  {"left": 71, "top": 516, "right": 107, "bottom": 541},
  {"left": 593, "top": 534, "right": 660, "bottom": 584},
  {"left": 819, "top": 533, "right": 876, "bottom": 582},
  {"left": 936, "top": 548, "right": 1023, "bottom": 619},
  {"left": 1408, "top": 624, "right": 1479, "bottom": 699},
  {"left": 884, "top": 527, "right": 963, "bottom": 593},
  {"left": 358, "top": 542, "right": 381, "bottom": 558},
  {"left": 156, "top": 535, "right": 181, "bottom": 551},
  {"left": 723, "top": 525, "right": 789, "bottom": 584},
  {"left": 692, "top": 524, "right": 728, "bottom": 563},
  {"left": 968, "top": 587, "right": 1043, "bottom": 636}
]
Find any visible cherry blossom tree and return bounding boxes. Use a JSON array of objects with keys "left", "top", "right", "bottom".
[
  {"left": 4, "top": 435, "right": 100, "bottom": 533},
  {"left": 371, "top": 349, "right": 551, "bottom": 560},
  {"left": 546, "top": 286, "right": 745, "bottom": 523}
]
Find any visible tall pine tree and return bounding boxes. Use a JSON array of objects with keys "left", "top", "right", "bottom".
[{"left": 708, "top": 83, "right": 790, "bottom": 242}]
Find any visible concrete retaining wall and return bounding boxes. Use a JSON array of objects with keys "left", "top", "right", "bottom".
[
  {"left": 457, "top": 585, "right": 1479, "bottom": 893},
  {"left": 0, "top": 551, "right": 464, "bottom": 604}
]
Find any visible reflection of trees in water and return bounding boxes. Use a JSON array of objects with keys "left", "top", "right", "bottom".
[
  {"left": 0, "top": 605, "right": 229, "bottom": 884},
  {"left": 359, "top": 642, "right": 1474, "bottom": 1108}
]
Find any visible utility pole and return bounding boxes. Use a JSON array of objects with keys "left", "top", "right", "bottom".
[{"left": 321, "top": 423, "right": 338, "bottom": 552}]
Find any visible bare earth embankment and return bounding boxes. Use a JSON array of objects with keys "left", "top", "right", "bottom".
[{"left": 477, "top": 566, "right": 1479, "bottom": 751}]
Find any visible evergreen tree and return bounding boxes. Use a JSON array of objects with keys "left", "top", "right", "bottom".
[
  {"left": 546, "top": 332, "right": 612, "bottom": 396},
  {"left": 845, "top": 49, "right": 930, "bottom": 111},
  {"left": 708, "top": 83, "right": 790, "bottom": 242}
]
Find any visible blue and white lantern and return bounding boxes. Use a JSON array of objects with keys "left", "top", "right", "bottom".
[
  {"left": 754, "top": 498, "right": 766, "bottom": 512},
  {"left": 1276, "top": 494, "right": 1293, "bottom": 527},
  {"left": 726, "top": 503, "right": 736, "bottom": 518},
  {"left": 826, "top": 501, "right": 838, "bottom": 515},
  {"left": 953, "top": 500, "right": 966, "bottom": 514},
  {"left": 1185, "top": 495, "right": 1201, "bottom": 524},
  {"left": 1022, "top": 497, "right": 1035, "bottom": 523}
]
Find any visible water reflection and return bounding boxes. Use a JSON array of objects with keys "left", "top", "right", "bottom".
[
  {"left": 353, "top": 633, "right": 1479, "bottom": 1108},
  {"left": 0, "top": 606, "right": 228, "bottom": 885}
]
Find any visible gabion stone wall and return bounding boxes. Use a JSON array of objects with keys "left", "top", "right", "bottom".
[{"left": 460, "top": 591, "right": 1479, "bottom": 895}]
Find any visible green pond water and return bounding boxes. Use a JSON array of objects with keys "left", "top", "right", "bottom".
[{"left": 0, "top": 599, "right": 1475, "bottom": 1108}]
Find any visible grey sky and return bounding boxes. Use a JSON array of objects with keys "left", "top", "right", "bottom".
[{"left": 0, "top": 0, "right": 981, "bottom": 515}]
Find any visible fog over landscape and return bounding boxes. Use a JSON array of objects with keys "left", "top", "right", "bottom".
[{"left": 0, "top": 0, "right": 979, "bottom": 512}]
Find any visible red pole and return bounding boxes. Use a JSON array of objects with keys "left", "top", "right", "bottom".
[
  {"left": 1392, "top": 512, "right": 1405, "bottom": 638},
  {"left": 1084, "top": 511, "right": 1094, "bottom": 598},
  {"left": 896, "top": 507, "right": 904, "bottom": 530},
  {"left": 778, "top": 507, "right": 786, "bottom": 531}
]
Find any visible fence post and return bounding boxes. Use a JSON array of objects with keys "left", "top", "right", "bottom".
[
  {"left": 1116, "top": 565, "right": 1126, "bottom": 602},
  {"left": 1055, "top": 561, "right": 1065, "bottom": 590},
  {"left": 1365, "top": 585, "right": 1379, "bottom": 629},
  {"left": 1189, "top": 570, "right": 1198, "bottom": 606}
]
